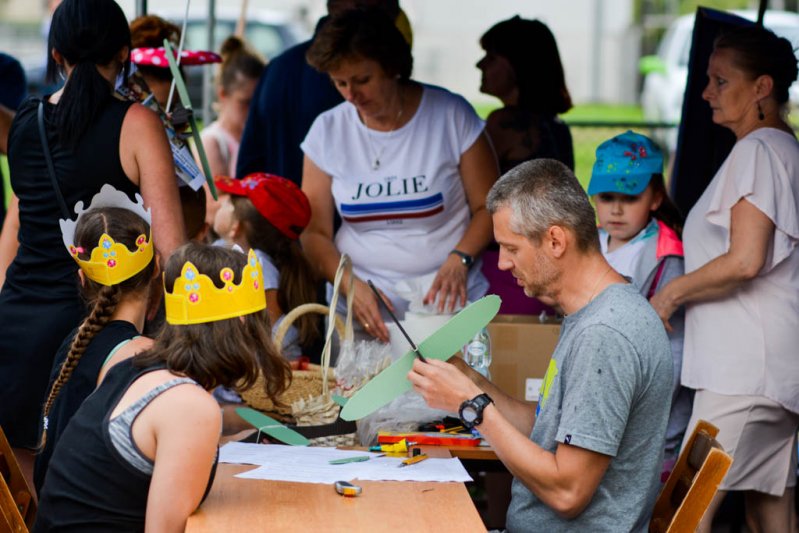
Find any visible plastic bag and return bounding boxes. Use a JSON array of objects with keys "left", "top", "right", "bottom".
[
  {"left": 394, "top": 271, "right": 469, "bottom": 314},
  {"left": 333, "top": 339, "right": 392, "bottom": 397},
  {"left": 356, "top": 389, "right": 451, "bottom": 446}
]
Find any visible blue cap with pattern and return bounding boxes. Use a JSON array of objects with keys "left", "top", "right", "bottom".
[{"left": 588, "top": 131, "right": 663, "bottom": 196}]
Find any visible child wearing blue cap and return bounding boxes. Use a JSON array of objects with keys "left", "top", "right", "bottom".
[{"left": 588, "top": 130, "right": 692, "bottom": 479}]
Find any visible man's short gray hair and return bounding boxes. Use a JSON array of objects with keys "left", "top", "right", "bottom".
[{"left": 486, "top": 159, "right": 600, "bottom": 252}]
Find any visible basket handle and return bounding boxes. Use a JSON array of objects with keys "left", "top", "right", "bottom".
[
  {"left": 273, "top": 303, "right": 346, "bottom": 349},
  {"left": 320, "top": 255, "right": 354, "bottom": 396}
]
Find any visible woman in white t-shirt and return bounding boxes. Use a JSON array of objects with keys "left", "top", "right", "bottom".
[
  {"left": 301, "top": 9, "right": 498, "bottom": 342},
  {"left": 650, "top": 26, "right": 799, "bottom": 532}
]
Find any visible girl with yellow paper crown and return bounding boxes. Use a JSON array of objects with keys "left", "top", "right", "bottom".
[
  {"left": 34, "top": 185, "right": 159, "bottom": 494},
  {"left": 34, "top": 242, "right": 290, "bottom": 532}
]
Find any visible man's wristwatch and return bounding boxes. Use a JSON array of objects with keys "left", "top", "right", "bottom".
[
  {"left": 458, "top": 393, "right": 493, "bottom": 429},
  {"left": 450, "top": 249, "right": 474, "bottom": 268}
]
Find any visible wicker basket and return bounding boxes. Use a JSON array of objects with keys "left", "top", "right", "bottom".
[
  {"left": 239, "top": 303, "right": 346, "bottom": 416},
  {"left": 241, "top": 256, "right": 370, "bottom": 447}
]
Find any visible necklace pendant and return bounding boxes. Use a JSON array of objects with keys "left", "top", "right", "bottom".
[{"left": 372, "top": 158, "right": 380, "bottom": 170}]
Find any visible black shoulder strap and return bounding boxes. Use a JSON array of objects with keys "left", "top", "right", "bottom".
[{"left": 37, "top": 100, "right": 70, "bottom": 219}]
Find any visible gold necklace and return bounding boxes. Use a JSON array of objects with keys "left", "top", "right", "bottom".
[{"left": 362, "top": 88, "right": 404, "bottom": 171}]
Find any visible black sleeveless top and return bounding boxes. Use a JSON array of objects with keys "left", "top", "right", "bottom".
[
  {"left": 33, "top": 359, "right": 218, "bottom": 532},
  {"left": 33, "top": 321, "right": 140, "bottom": 493},
  {"left": 5, "top": 96, "right": 139, "bottom": 299}
]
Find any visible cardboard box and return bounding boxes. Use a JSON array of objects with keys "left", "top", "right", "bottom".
[{"left": 487, "top": 315, "right": 561, "bottom": 404}]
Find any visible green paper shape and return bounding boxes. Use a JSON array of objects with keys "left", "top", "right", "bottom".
[
  {"left": 235, "top": 407, "right": 310, "bottom": 446},
  {"left": 162, "top": 39, "right": 219, "bottom": 200},
  {"left": 340, "top": 295, "right": 501, "bottom": 421},
  {"left": 329, "top": 455, "right": 371, "bottom": 465},
  {"left": 331, "top": 394, "right": 348, "bottom": 407}
]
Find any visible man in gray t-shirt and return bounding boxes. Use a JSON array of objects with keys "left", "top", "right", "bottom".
[
  {"left": 506, "top": 283, "right": 671, "bottom": 531},
  {"left": 409, "top": 160, "right": 672, "bottom": 532}
]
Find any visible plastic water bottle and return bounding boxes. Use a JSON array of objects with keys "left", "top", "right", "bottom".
[{"left": 464, "top": 327, "right": 491, "bottom": 378}]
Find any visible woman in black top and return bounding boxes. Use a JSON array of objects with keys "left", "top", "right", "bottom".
[
  {"left": 0, "top": 0, "right": 185, "bottom": 456},
  {"left": 476, "top": 16, "right": 573, "bottom": 316},
  {"left": 477, "top": 16, "right": 574, "bottom": 173}
]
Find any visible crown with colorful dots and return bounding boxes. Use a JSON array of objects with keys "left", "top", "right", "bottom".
[
  {"left": 59, "top": 184, "right": 154, "bottom": 287},
  {"left": 164, "top": 249, "right": 266, "bottom": 325}
]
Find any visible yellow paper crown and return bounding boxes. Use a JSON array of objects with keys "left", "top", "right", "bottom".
[
  {"left": 164, "top": 249, "right": 267, "bottom": 325},
  {"left": 60, "top": 184, "right": 154, "bottom": 287},
  {"left": 69, "top": 232, "right": 154, "bottom": 286}
]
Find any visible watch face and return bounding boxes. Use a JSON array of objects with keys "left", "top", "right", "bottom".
[{"left": 462, "top": 406, "right": 478, "bottom": 423}]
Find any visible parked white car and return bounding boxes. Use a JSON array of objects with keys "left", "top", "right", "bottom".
[{"left": 640, "top": 10, "right": 799, "bottom": 148}]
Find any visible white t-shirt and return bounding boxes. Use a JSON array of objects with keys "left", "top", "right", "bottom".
[
  {"left": 301, "top": 84, "right": 488, "bottom": 312},
  {"left": 599, "top": 218, "right": 658, "bottom": 283},
  {"left": 682, "top": 128, "right": 799, "bottom": 413}
]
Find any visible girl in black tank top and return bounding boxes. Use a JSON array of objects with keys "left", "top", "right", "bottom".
[
  {"left": 33, "top": 205, "right": 157, "bottom": 493},
  {"left": 35, "top": 243, "right": 292, "bottom": 531}
]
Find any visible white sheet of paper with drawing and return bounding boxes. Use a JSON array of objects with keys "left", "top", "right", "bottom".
[{"left": 219, "top": 443, "right": 472, "bottom": 484}]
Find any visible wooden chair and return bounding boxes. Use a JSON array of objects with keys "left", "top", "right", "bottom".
[
  {"left": 649, "top": 420, "right": 733, "bottom": 533},
  {"left": 0, "top": 426, "right": 36, "bottom": 532}
]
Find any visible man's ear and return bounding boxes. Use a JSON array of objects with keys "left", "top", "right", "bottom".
[{"left": 546, "top": 226, "right": 569, "bottom": 259}]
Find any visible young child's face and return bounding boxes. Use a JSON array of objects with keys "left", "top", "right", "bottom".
[
  {"left": 594, "top": 184, "right": 662, "bottom": 247},
  {"left": 219, "top": 77, "right": 258, "bottom": 130},
  {"left": 213, "top": 194, "right": 237, "bottom": 239}
]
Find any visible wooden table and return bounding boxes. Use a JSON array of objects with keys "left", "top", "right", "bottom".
[
  {"left": 186, "top": 451, "right": 487, "bottom": 532},
  {"left": 441, "top": 444, "right": 498, "bottom": 462}
]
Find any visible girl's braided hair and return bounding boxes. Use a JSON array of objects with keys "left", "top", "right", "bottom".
[{"left": 41, "top": 207, "right": 154, "bottom": 444}]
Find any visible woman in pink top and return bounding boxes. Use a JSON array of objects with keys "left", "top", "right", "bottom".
[{"left": 651, "top": 26, "right": 799, "bottom": 532}]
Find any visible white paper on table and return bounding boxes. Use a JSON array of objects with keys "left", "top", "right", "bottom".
[
  {"left": 221, "top": 443, "right": 473, "bottom": 484},
  {"left": 353, "top": 457, "right": 473, "bottom": 483},
  {"left": 218, "top": 442, "right": 278, "bottom": 465},
  {"left": 219, "top": 442, "right": 376, "bottom": 466}
]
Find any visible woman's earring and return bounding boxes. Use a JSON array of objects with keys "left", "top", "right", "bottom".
[{"left": 757, "top": 101, "right": 765, "bottom": 121}]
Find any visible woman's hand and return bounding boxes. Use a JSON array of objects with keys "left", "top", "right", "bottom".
[
  {"left": 649, "top": 285, "right": 677, "bottom": 333},
  {"left": 349, "top": 277, "right": 391, "bottom": 342},
  {"left": 424, "top": 254, "right": 468, "bottom": 313}
]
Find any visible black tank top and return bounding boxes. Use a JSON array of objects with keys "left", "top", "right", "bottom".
[
  {"left": 5, "top": 97, "right": 139, "bottom": 300},
  {"left": 33, "top": 321, "right": 140, "bottom": 493},
  {"left": 33, "top": 359, "right": 218, "bottom": 532}
]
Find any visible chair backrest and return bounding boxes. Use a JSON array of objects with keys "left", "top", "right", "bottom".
[
  {"left": 649, "top": 420, "right": 733, "bottom": 533},
  {"left": 0, "top": 426, "right": 35, "bottom": 532}
]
